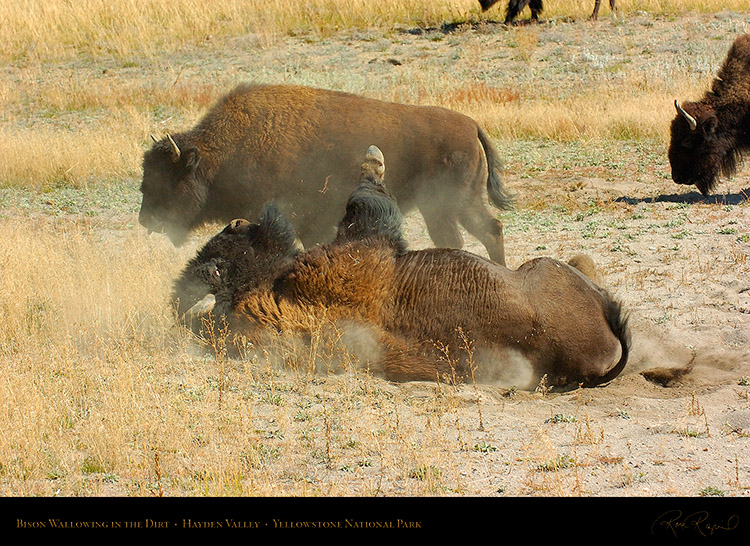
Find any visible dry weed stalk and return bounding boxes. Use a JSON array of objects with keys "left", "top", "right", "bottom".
[
  {"left": 458, "top": 327, "right": 485, "bottom": 432},
  {"left": 200, "top": 314, "right": 231, "bottom": 409},
  {"left": 152, "top": 447, "right": 164, "bottom": 498},
  {"left": 435, "top": 340, "right": 467, "bottom": 452}
]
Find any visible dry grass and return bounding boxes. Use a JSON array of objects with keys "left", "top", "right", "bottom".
[
  {"left": 0, "top": 216, "right": 489, "bottom": 496},
  {"left": 2, "top": 0, "right": 749, "bottom": 65}
]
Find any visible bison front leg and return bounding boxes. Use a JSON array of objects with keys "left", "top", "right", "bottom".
[{"left": 504, "top": 0, "right": 531, "bottom": 24}]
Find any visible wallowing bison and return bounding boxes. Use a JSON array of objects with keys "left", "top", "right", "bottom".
[
  {"left": 669, "top": 34, "right": 750, "bottom": 195},
  {"left": 140, "top": 83, "right": 512, "bottom": 264},
  {"left": 173, "top": 146, "right": 630, "bottom": 390},
  {"left": 478, "top": 0, "right": 616, "bottom": 23}
]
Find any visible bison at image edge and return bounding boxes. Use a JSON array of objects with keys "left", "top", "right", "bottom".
[
  {"left": 669, "top": 33, "right": 750, "bottom": 195},
  {"left": 478, "top": 0, "right": 616, "bottom": 23}
]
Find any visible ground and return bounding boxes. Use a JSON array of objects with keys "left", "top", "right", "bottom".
[{"left": 1, "top": 10, "right": 749, "bottom": 504}]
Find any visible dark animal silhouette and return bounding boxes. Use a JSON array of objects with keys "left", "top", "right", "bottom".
[
  {"left": 140, "top": 83, "right": 511, "bottom": 264},
  {"left": 479, "top": 0, "right": 616, "bottom": 23},
  {"left": 173, "top": 146, "right": 629, "bottom": 390},
  {"left": 669, "top": 34, "right": 750, "bottom": 195}
]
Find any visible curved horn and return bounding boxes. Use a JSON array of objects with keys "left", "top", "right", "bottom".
[
  {"left": 365, "top": 145, "right": 385, "bottom": 177},
  {"left": 185, "top": 293, "right": 216, "bottom": 318},
  {"left": 150, "top": 134, "right": 159, "bottom": 143},
  {"left": 166, "top": 133, "right": 181, "bottom": 161},
  {"left": 674, "top": 100, "right": 697, "bottom": 131}
]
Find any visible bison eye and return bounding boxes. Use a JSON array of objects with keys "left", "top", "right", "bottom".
[{"left": 213, "top": 266, "right": 221, "bottom": 278}]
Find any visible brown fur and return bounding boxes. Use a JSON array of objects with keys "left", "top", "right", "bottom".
[
  {"left": 140, "top": 83, "right": 511, "bottom": 264},
  {"left": 228, "top": 240, "right": 629, "bottom": 389},
  {"left": 669, "top": 34, "right": 750, "bottom": 195},
  {"left": 566, "top": 253, "right": 600, "bottom": 284}
]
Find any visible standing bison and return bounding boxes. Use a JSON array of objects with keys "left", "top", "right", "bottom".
[
  {"left": 140, "top": 83, "right": 512, "bottom": 264},
  {"left": 670, "top": 34, "right": 750, "bottom": 195},
  {"left": 174, "top": 146, "right": 630, "bottom": 390},
  {"left": 478, "top": 0, "right": 616, "bottom": 23}
]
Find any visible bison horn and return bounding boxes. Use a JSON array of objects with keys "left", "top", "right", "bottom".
[
  {"left": 150, "top": 134, "right": 159, "bottom": 143},
  {"left": 185, "top": 293, "right": 216, "bottom": 318},
  {"left": 229, "top": 218, "right": 250, "bottom": 229},
  {"left": 166, "top": 133, "right": 182, "bottom": 161},
  {"left": 674, "top": 100, "right": 697, "bottom": 131},
  {"left": 366, "top": 145, "right": 385, "bottom": 176}
]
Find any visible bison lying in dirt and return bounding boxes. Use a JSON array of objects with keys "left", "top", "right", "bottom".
[
  {"left": 669, "top": 33, "right": 750, "bottom": 195},
  {"left": 478, "top": 0, "right": 616, "bottom": 23},
  {"left": 173, "top": 146, "right": 630, "bottom": 389},
  {"left": 140, "top": 83, "right": 511, "bottom": 264}
]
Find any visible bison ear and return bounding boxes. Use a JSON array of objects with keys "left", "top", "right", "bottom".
[
  {"left": 184, "top": 147, "right": 201, "bottom": 171},
  {"left": 701, "top": 115, "right": 718, "bottom": 139},
  {"left": 258, "top": 203, "right": 299, "bottom": 253}
]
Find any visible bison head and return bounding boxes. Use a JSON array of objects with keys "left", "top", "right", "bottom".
[
  {"left": 669, "top": 100, "right": 731, "bottom": 195},
  {"left": 139, "top": 134, "right": 207, "bottom": 246},
  {"left": 171, "top": 203, "right": 302, "bottom": 328}
]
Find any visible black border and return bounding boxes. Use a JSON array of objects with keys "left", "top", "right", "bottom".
[{"left": 2, "top": 496, "right": 748, "bottom": 538}]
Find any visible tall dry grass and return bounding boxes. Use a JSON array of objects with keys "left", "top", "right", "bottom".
[
  {"left": 0, "top": 216, "right": 488, "bottom": 496},
  {"left": 3, "top": 0, "right": 746, "bottom": 79},
  {"left": 2, "top": 0, "right": 749, "bottom": 64}
]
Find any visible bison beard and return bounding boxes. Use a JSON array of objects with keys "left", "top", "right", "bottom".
[
  {"left": 669, "top": 34, "right": 750, "bottom": 195},
  {"left": 140, "top": 83, "right": 511, "bottom": 264},
  {"left": 172, "top": 146, "right": 630, "bottom": 390},
  {"left": 478, "top": 0, "right": 616, "bottom": 23}
]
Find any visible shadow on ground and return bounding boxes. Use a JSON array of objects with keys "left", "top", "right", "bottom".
[{"left": 615, "top": 188, "right": 750, "bottom": 206}]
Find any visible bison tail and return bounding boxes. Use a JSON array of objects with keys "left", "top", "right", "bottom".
[
  {"left": 593, "top": 295, "right": 631, "bottom": 386},
  {"left": 477, "top": 126, "right": 514, "bottom": 211}
]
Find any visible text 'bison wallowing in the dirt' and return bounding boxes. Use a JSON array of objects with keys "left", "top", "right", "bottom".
[
  {"left": 670, "top": 34, "right": 750, "bottom": 195},
  {"left": 478, "top": 0, "right": 616, "bottom": 24},
  {"left": 140, "top": 83, "right": 512, "bottom": 264},
  {"left": 173, "top": 146, "right": 630, "bottom": 390}
]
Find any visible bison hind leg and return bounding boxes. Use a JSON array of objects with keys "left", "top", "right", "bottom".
[
  {"left": 457, "top": 207, "right": 506, "bottom": 265},
  {"left": 567, "top": 254, "right": 599, "bottom": 284}
]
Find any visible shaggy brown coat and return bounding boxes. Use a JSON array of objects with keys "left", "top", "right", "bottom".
[
  {"left": 140, "top": 83, "right": 511, "bottom": 264},
  {"left": 669, "top": 34, "right": 750, "bottom": 195},
  {"left": 228, "top": 239, "right": 629, "bottom": 388}
]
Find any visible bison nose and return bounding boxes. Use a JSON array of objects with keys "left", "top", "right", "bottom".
[
  {"left": 138, "top": 208, "right": 155, "bottom": 228},
  {"left": 670, "top": 169, "right": 687, "bottom": 184}
]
